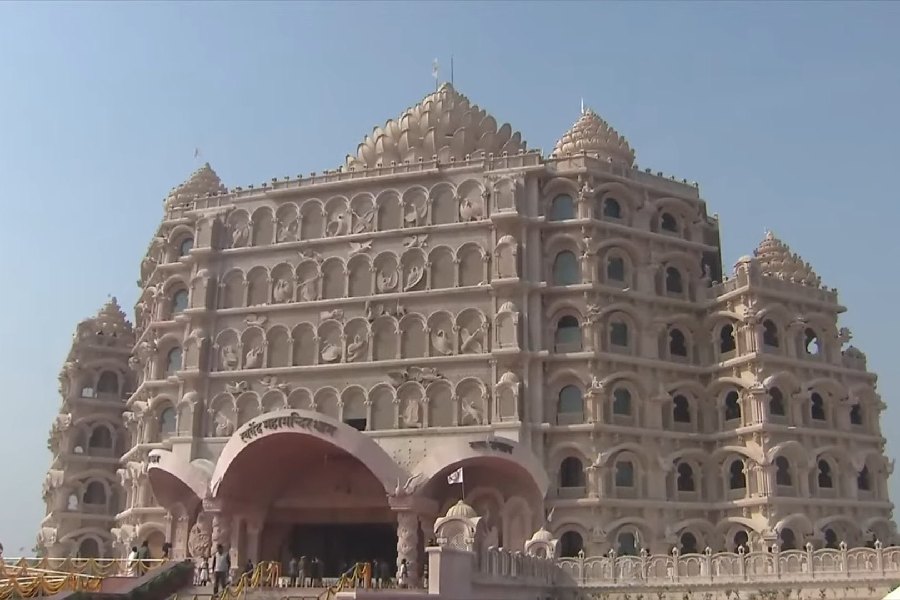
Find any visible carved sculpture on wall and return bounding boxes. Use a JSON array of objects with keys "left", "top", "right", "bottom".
[
  {"left": 231, "top": 222, "right": 250, "bottom": 248},
  {"left": 495, "top": 235, "right": 518, "bottom": 279},
  {"left": 459, "top": 193, "right": 484, "bottom": 222},
  {"left": 431, "top": 328, "right": 454, "bottom": 355},
  {"left": 460, "top": 392, "right": 484, "bottom": 426},
  {"left": 347, "top": 334, "right": 367, "bottom": 362},
  {"left": 225, "top": 381, "right": 249, "bottom": 395},
  {"left": 260, "top": 376, "right": 291, "bottom": 394},
  {"left": 244, "top": 346, "right": 263, "bottom": 369},
  {"left": 349, "top": 241, "right": 372, "bottom": 256},
  {"left": 495, "top": 301, "right": 520, "bottom": 350},
  {"left": 403, "top": 235, "right": 428, "bottom": 249},
  {"left": 320, "top": 339, "right": 342, "bottom": 363},
  {"left": 404, "top": 201, "right": 427, "bottom": 227},
  {"left": 352, "top": 207, "right": 375, "bottom": 233},
  {"left": 214, "top": 412, "right": 235, "bottom": 437},
  {"left": 377, "top": 267, "right": 399, "bottom": 293},
  {"left": 326, "top": 209, "right": 351, "bottom": 237},
  {"left": 402, "top": 398, "right": 421, "bottom": 428},
  {"left": 273, "top": 279, "right": 292, "bottom": 303},
  {"left": 320, "top": 309, "right": 344, "bottom": 322},
  {"left": 220, "top": 345, "right": 239, "bottom": 371},
  {"left": 387, "top": 367, "right": 446, "bottom": 388},
  {"left": 187, "top": 514, "right": 213, "bottom": 558},
  {"left": 404, "top": 265, "right": 424, "bottom": 291},
  {"left": 460, "top": 325, "right": 485, "bottom": 354}
]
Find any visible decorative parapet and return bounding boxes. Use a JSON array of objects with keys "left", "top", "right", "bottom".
[
  {"left": 477, "top": 545, "right": 557, "bottom": 587},
  {"left": 557, "top": 542, "right": 900, "bottom": 587}
]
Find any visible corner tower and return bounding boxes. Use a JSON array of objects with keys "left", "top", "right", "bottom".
[{"left": 39, "top": 298, "right": 135, "bottom": 558}]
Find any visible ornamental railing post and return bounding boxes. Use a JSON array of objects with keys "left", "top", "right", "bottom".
[
  {"left": 876, "top": 541, "right": 885, "bottom": 576},
  {"left": 805, "top": 542, "right": 815, "bottom": 578},
  {"left": 578, "top": 549, "right": 586, "bottom": 585}
]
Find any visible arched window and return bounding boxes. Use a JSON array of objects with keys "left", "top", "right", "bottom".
[
  {"left": 96, "top": 371, "right": 119, "bottom": 395},
  {"left": 559, "top": 531, "right": 583, "bottom": 557},
  {"left": 810, "top": 392, "right": 826, "bottom": 421},
  {"left": 804, "top": 328, "right": 821, "bottom": 356},
  {"left": 858, "top": 466, "right": 871, "bottom": 491},
  {"left": 83, "top": 481, "right": 106, "bottom": 505},
  {"left": 602, "top": 198, "right": 622, "bottom": 219},
  {"left": 775, "top": 456, "right": 792, "bottom": 486},
  {"left": 549, "top": 194, "right": 576, "bottom": 221},
  {"left": 769, "top": 387, "right": 786, "bottom": 417},
  {"left": 172, "top": 289, "right": 189, "bottom": 314},
  {"left": 719, "top": 324, "right": 736, "bottom": 353},
  {"left": 665, "top": 267, "right": 683, "bottom": 294},
  {"left": 724, "top": 391, "right": 742, "bottom": 422},
  {"left": 660, "top": 212, "right": 678, "bottom": 233},
  {"left": 614, "top": 460, "right": 634, "bottom": 488},
  {"left": 817, "top": 459, "right": 833, "bottom": 488},
  {"left": 558, "top": 385, "right": 584, "bottom": 416},
  {"left": 676, "top": 463, "right": 695, "bottom": 492},
  {"left": 88, "top": 426, "right": 112, "bottom": 449},
  {"left": 159, "top": 407, "right": 177, "bottom": 439},
  {"left": 606, "top": 256, "right": 626, "bottom": 282},
  {"left": 560, "top": 457, "right": 585, "bottom": 488},
  {"left": 669, "top": 328, "right": 688, "bottom": 357},
  {"left": 733, "top": 530, "right": 749, "bottom": 552},
  {"left": 850, "top": 404, "right": 863, "bottom": 426},
  {"left": 555, "top": 316, "right": 581, "bottom": 351},
  {"left": 728, "top": 459, "right": 746, "bottom": 489},
  {"left": 552, "top": 251, "right": 580, "bottom": 285},
  {"left": 609, "top": 321, "right": 629, "bottom": 347},
  {"left": 780, "top": 528, "right": 797, "bottom": 550},
  {"left": 178, "top": 237, "right": 194, "bottom": 257},
  {"left": 165, "top": 347, "right": 182, "bottom": 375},
  {"left": 672, "top": 395, "right": 691, "bottom": 423},
  {"left": 617, "top": 531, "right": 638, "bottom": 556},
  {"left": 78, "top": 538, "right": 100, "bottom": 559},
  {"left": 824, "top": 528, "right": 838, "bottom": 549},
  {"left": 680, "top": 532, "right": 698, "bottom": 554},
  {"left": 762, "top": 320, "right": 780, "bottom": 347},
  {"left": 612, "top": 388, "right": 631, "bottom": 416}
]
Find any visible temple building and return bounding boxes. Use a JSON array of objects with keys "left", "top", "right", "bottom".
[{"left": 38, "top": 84, "right": 895, "bottom": 574}]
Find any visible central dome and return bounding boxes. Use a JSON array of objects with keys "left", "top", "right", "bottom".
[{"left": 343, "top": 83, "right": 527, "bottom": 171}]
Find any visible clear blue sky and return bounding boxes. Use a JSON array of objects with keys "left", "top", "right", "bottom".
[{"left": 1, "top": 1, "right": 898, "bottom": 554}]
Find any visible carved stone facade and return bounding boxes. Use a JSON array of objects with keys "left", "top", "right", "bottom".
[
  {"left": 39, "top": 84, "right": 895, "bottom": 566},
  {"left": 39, "top": 299, "right": 134, "bottom": 558}
]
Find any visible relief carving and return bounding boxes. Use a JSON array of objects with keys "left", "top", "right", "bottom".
[
  {"left": 347, "top": 334, "right": 367, "bottom": 362},
  {"left": 404, "top": 265, "right": 425, "bottom": 291},
  {"left": 387, "top": 367, "right": 447, "bottom": 387},
  {"left": 377, "top": 267, "right": 400, "bottom": 293},
  {"left": 326, "top": 209, "right": 351, "bottom": 237},
  {"left": 244, "top": 345, "right": 264, "bottom": 369},
  {"left": 349, "top": 241, "right": 373, "bottom": 256},
  {"left": 320, "top": 338, "right": 342, "bottom": 363},
  {"left": 220, "top": 345, "right": 239, "bottom": 371},
  {"left": 273, "top": 279, "right": 293, "bottom": 303},
  {"left": 402, "top": 398, "right": 421, "bottom": 428},
  {"left": 431, "top": 328, "right": 454, "bottom": 355},
  {"left": 403, "top": 234, "right": 428, "bottom": 249}
]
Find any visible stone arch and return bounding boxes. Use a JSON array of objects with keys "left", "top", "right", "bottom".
[
  {"left": 300, "top": 199, "right": 325, "bottom": 240},
  {"left": 428, "top": 245, "right": 456, "bottom": 289},
  {"left": 211, "top": 409, "right": 406, "bottom": 497}
]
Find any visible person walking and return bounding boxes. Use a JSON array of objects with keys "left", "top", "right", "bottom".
[
  {"left": 212, "top": 544, "right": 230, "bottom": 596},
  {"left": 198, "top": 554, "right": 210, "bottom": 587}
]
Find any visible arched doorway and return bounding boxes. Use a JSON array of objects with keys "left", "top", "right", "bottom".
[
  {"left": 210, "top": 410, "right": 405, "bottom": 576},
  {"left": 416, "top": 436, "right": 548, "bottom": 554}
]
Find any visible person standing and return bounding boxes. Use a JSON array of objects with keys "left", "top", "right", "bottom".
[
  {"left": 212, "top": 544, "right": 230, "bottom": 595},
  {"left": 126, "top": 547, "right": 139, "bottom": 577},
  {"left": 198, "top": 553, "right": 210, "bottom": 587},
  {"left": 287, "top": 556, "right": 299, "bottom": 587},
  {"left": 396, "top": 558, "right": 408, "bottom": 589}
]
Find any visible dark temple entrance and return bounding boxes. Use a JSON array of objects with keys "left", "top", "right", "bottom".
[{"left": 286, "top": 523, "right": 397, "bottom": 577}]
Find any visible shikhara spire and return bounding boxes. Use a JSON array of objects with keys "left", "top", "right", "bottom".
[{"left": 754, "top": 231, "right": 823, "bottom": 288}]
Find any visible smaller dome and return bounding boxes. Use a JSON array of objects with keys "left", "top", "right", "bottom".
[
  {"left": 169, "top": 163, "right": 226, "bottom": 202},
  {"left": 552, "top": 108, "right": 635, "bottom": 167},
  {"left": 529, "top": 527, "right": 554, "bottom": 543},
  {"left": 445, "top": 500, "right": 478, "bottom": 519},
  {"left": 754, "top": 231, "right": 822, "bottom": 288}
]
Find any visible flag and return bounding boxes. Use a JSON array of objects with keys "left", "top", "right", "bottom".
[
  {"left": 447, "top": 467, "right": 463, "bottom": 485},
  {"left": 194, "top": 148, "right": 200, "bottom": 159},
  {"left": 432, "top": 59, "right": 439, "bottom": 80},
  {"left": 546, "top": 506, "right": 556, "bottom": 523}
]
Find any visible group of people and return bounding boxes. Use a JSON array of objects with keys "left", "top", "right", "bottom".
[
  {"left": 285, "top": 556, "right": 410, "bottom": 589},
  {"left": 125, "top": 540, "right": 171, "bottom": 575}
]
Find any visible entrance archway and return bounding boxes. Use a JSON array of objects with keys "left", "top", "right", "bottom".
[{"left": 211, "top": 410, "right": 406, "bottom": 576}]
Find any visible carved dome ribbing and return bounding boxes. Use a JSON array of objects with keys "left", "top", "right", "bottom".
[
  {"left": 754, "top": 231, "right": 822, "bottom": 288},
  {"left": 552, "top": 108, "right": 636, "bottom": 167},
  {"left": 168, "top": 163, "right": 226, "bottom": 201},
  {"left": 343, "top": 83, "right": 527, "bottom": 171}
]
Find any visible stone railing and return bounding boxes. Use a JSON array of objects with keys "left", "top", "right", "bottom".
[
  {"left": 557, "top": 543, "right": 900, "bottom": 586},
  {"left": 476, "top": 546, "right": 557, "bottom": 586}
]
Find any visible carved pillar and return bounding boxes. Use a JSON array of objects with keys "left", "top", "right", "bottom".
[{"left": 396, "top": 511, "right": 420, "bottom": 587}]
